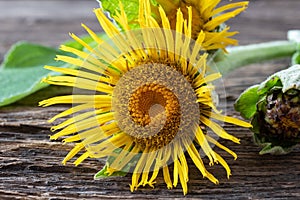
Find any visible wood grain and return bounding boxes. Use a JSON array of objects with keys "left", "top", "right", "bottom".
[{"left": 1, "top": 0, "right": 300, "bottom": 199}]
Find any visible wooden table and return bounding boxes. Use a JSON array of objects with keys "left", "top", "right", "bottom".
[{"left": 1, "top": 0, "right": 300, "bottom": 199}]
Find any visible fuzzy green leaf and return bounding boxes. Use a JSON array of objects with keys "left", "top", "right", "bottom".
[
  {"left": 234, "top": 85, "right": 260, "bottom": 119},
  {"left": 258, "top": 64, "right": 300, "bottom": 93},
  {"left": 0, "top": 42, "right": 68, "bottom": 107},
  {"left": 275, "top": 65, "right": 300, "bottom": 92}
]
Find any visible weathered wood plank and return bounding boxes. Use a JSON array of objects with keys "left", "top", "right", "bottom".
[{"left": 1, "top": 0, "right": 300, "bottom": 199}]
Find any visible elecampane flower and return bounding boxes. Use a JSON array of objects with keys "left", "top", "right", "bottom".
[
  {"left": 152, "top": 0, "right": 248, "bottom": 51},
  {"left": 40, "top": 0, "right": 251, "bottom": 195}
]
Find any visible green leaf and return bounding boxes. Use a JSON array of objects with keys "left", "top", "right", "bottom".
[
  {"left": 257, "top": 76, "right": 281, "bottom": 95},
  {"left": 253, "top": 133, "right": 296, "bottom": 155},
  {"left": 94, "top": 148, "right": 141, "bottom": 179},
  {"left": 94, "top": 164, "right": 127, "bottom": 179},
  {"left": 234, "top": 85, "right": 260, "bottom": 119},
  {"left": 0, "top": 33, "right": 111, "bottom": 107},
  {"left": 0, "top": 42, "right": 67, "bottom": 107},
  {"left": 98, "top": 0, "right": 140, "bottom": 29},
  {"left": 94, "top": 148, "right": 129, "bottom": 179},
  {"left": 260, "top": 145, "right": 293, "bottom": 155}
]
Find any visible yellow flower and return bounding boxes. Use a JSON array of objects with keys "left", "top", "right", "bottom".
[
  {"left": 39, "top": 0, "right": 251, "bottom": 195},
  {"left": 152, "top": 0, "right": 248, "bottom": 51}
]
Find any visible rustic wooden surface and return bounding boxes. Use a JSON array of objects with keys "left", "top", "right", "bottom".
[{"left": 1, "top": 0, "right": 300, "bottom": 199}]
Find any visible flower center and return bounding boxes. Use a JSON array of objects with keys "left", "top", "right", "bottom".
[
  {"left": 112, "top": 62, "right": 200, "bottom": 150},
  {"left": 128, "top": 83, "right": 181, "bottom": 148}
]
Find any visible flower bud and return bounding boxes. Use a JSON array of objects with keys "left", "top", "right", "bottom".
[{"left": 235, "top": 65, "right": 300, "bottom": 154}]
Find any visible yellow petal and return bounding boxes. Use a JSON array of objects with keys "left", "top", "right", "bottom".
[
  {"left": 200, "top": 116, "right": 240, "bottom": 144},
  {"left": 203, "top": 110, "right": 252, "bottom": 128},
  {"left": 206, "top": 135, "right": 237, "bottom": 160},
  {"left": 81, "top": 23, "right": 104, "bottom": 45},
  {"left": 74, "top": 151, "right": 90, "bottom": 166},
  {"left": 62, "top": 143, "right": 84, "bottom": 164},
  {"left": 163, "top": 166, "right": 173, "bottom": 189}
]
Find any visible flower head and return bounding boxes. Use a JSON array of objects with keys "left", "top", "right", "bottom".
[
  {"left": 40, "top": 0, "right": 251, "bottom": 195},
  {"left": 152, "top": 0, "right": 249, "bottom": 51}
]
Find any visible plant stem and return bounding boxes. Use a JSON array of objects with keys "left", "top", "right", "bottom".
[{"left": 213, "top": 41, "right": 298, "bottom": 75}]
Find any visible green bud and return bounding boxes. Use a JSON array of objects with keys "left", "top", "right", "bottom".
[{"left": 235, "top": 65, "right": 300, "bottom": 155}]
